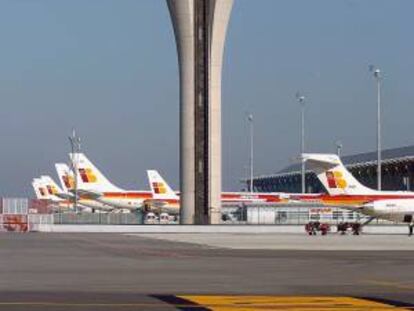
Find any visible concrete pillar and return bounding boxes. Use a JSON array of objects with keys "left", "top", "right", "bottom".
[
  {"left": 208, "top": 0, "right": 233, "bottom": 224},
  {"left": 167, "top": 0, "right": 233, "bottom": 224},
  {"left": 167, "top": 1, "right": 196, "bottom": 224}
]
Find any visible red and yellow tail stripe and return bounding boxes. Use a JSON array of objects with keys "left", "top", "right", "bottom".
[{"left": 78, "top": 168, "right": 97, "bottom": 183}]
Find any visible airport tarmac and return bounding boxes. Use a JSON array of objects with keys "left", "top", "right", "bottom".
[
  {"left": 129, "top": 232, "right": 414, "bottom": 250},
  {"left": 0, "top": 233, "right": 414, "bottom": 310}
]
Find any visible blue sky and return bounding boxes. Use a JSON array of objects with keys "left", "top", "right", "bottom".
[{"left": 0, "top": 0, "right": 413, "bottom": 196}]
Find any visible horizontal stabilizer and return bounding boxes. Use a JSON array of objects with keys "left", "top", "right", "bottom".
[{"left": 73, "top": 189, "right": 104, "bottom": 200}]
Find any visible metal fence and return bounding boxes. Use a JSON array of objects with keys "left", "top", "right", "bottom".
[
  {"left": 28, "top": 214, "right": 54, "bottom": 231},
  {"left": 223, "top": 205, "right": 395, "bottom": 225},
  {"left": 0, "top": 214, "right": 28, "bottom": 232},
  {"left": 0, "top": 198, "right": 55, "bottom": 232},
  {"left": 1, "top": 198, "right": 28, "bottom": 215},
  {"left": 0, "top": 198, "right": 400, "bottom": 229},
  {"left": 53, "top": 212, "right": 143, "bottom": 225},
  {"left": 0, "top": 198, "right": 29, "bottom": 232}
]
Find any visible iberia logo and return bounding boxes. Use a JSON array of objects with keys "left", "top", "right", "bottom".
[
  {"left": 46, "top": 185, "right": 58, "bottom": 195},
  {"left": 39, "top": 187, "right": 46, "bottom": 197},
  {"left": 326, "top": 171, "right": 347, "bottom": 189},
  {"left": 152, "top": 182, "right": 167, "bottom": 194},
  {"left": 78, "top": 168, "right": 97, "bottom": 183},
  {"left": 62, "top": 174, "right": 75, "bottom": 189}
]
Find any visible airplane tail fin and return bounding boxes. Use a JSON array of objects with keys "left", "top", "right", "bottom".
[
  {"left": 147, "top": 170, "right": 179, "bottom": 200},
  {"left": 32, "top": 178, "right": 48, "bottom": 200},
  {"left": 69, "top": 153, "right": 122, "bottom": 192},
  {"left": 39, "top": 175, "right": 64, "bottom": 201},
  {"left": 55, "top": 163, "right": 75, "bottom": 193},
  {"left": 301, "top": 153, "right": 377, "bottom": 195}
]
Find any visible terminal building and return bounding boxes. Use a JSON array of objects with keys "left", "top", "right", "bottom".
[
  {"left": 248, "top": 145, "right": 414, "bottom": 194},
  {"left": 240, "top": 146, "right": 414, "bottom": 225}
]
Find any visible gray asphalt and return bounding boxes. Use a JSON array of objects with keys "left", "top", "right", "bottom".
[
  {"left": 1, "top": 233, "right": 414, "bottom": 310},
  {"left": 129, "top": 232, "right": 414, "bottom": 250}
]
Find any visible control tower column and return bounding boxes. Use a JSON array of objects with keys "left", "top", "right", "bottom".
[{"left": 167, "top": 0, "right": 233, "bottom": 224}]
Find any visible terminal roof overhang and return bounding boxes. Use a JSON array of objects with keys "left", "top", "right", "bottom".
[{"left": 250, "top": 145, "right": 414, "bottom": 181}]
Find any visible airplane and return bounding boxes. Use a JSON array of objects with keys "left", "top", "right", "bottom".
[
  {"left": 54, "top": 163, "right": 120, "bottom": 212},
  {"left": 32, "top": 173, "right": 111, "bottom": 212},
  {"left": 146, "top": 170, "right": 179, "bottom": 214},
  {"left": 302, "top": 153, "right": 414, "bottom": 233},
  {"left": 32, "top": 176, "right": 73, "bottom": 211},
  {"left": 145, "top": 169, "right": 322, "bottom": 216},
  {"left": 69, "top": 153, "right": 313, "bottom": 217},
  {"left": 67, "top": 153, "right": 154, "bottom": 211}
]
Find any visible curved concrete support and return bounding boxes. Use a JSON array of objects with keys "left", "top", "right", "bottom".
[
  {"left": 208, "top": 0, "right": 233, "bottom": 224},
  {"left": 167, "top": 0, "right": 196, "bottom": 224},
  {"left": 167, "top": 0, "right": 234, "bottom": 224}
]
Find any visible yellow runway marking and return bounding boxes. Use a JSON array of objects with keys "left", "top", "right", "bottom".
[
  {"left": 0, "top": 296, "right": 411, "bottom": 310},
  {"left": 0, "top": 302, "right": 167, "bottom": 307},
  {"left": 178, "top": 296, "right": 410, "bottom": 310}
]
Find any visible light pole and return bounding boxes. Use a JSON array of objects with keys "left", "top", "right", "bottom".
[
  {"left": 296, "top": 92, "right": 306, "bottom": 193},
  {"left": 370, "top": 65, "right": 382, "bottom": 190},
  {"left": 69, "top": 129, "right": 81, "bottom": 213},
  {"left": 335, "top": 140, "right": 343, "bottom": 157},
  {"left": 247, "top": 113, "right": 254, "bottom": 193}
]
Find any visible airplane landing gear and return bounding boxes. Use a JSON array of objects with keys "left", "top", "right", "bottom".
[
  {"left": 404, "top": 215, "right": 414, "bottom": 236},
  {"left": 409, "top": 223, "right": 413, "bottom": 237},
  {"left": 337, "top": 222, "right": 362, "bottom": 235},
  {"left": 305, "top": 222, "right": 330, "bottom": 235}
]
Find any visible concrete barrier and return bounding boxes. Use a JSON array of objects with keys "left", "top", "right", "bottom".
[{"left": 35, "top": 224, "right": 410, "bottom": 235}]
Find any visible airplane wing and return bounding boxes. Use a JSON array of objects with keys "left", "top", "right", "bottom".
[{"left": 54, "top": 192, "right": 75, "bottom": 200}]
